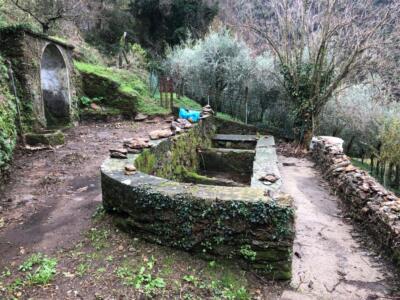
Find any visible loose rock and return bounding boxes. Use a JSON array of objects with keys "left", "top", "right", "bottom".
[
  {"left": 149, "top": 129, "right": 173, "bottom": 140},
  {"left": 259, "top": 174, "right": 280, "bottom": 183},
  {"left": 134, "top": 113, "right": 148, "bottom": 122},
  {"left": 110, "top": 148, "right": 128, "bottom": 159}
]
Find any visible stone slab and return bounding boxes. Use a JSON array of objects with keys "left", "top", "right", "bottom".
[
  {"left": 212, "top": 134, "right": 258, "bottom": 142},
  {"left": 251, "top": 136, "right": 282, "bottom": 193}
]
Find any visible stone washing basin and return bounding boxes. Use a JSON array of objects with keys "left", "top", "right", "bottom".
[{"left": 101, "top": 117, "right": 294, "bottom": 280}]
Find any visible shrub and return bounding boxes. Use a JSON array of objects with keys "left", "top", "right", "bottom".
[{"left": 164, "top": 29, "right": 281, "bottom": 123}]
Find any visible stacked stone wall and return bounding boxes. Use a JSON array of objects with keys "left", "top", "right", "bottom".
[
  {"left": 312, "top": 137, "right": 400, "bottom": 264},
  {"left": 102, "top": 119, "right": 294, "bottom": 280}
]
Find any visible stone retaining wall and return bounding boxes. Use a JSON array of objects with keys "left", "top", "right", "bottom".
[
  {"left": 79, "top": 70, "right": 137, "bottom": 116},
  {"left": 311, "top": 136, "right": 400, "bottom": 264},
  {"left": 102, "top": 120, "right": 295, "bottom": 280}
]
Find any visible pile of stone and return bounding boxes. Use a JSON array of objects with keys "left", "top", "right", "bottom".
[
  {"left": 312, "top": 136, "right": 400, "bottom": 263},
  {"left": 171, "top": 118, "right": 193, "bottom": 134},
  {"left": 259, "top": 174, "right": 280, "bottom": 185},
  {"left": 109, "top": 148, "right": 128, "bottom": 159},
  {"left": 149, "top": 129, "right": 174, "bottom": 140},
  {"left": 201, "top": 105, "right": 215, "bottom": 118},
  {"left": 123, "top": 137, "right": 151, "bottom": 153},
  {"left": 124, "top": 164, "right": 136, "bottom": 175}
]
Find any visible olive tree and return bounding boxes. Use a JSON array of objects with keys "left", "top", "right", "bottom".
[
  {"left": 165, "top": 29, "right": 255, "bottom": 114},
  {"left": 235, "top": 0, "right": 400, "bottom": 147}
]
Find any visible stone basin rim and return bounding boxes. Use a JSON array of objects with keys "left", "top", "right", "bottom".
[{"left": 101, "top": 154, "right": 291, "bottom": 207}]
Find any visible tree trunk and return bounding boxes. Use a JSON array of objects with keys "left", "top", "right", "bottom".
[
  {"left": 395, "top": 165, "right": 400, "bottom": 189},
  {"left": 370, "top": 156, "right": 374, "bottom": 173},
  {"left": 293, "top": 111, "right": 313, "bottom": 149},
  {"left": 346, "top": 135, "right": 355, "bottom": 154},
  {"left": 388, "top": 163, "right": 394, "bottom": 187},
  {"left": 383, "top": 162, "right": 389, "bottom": 187},
  {"left": 376, "top": 160, "right": 380, "bottom": 177}
]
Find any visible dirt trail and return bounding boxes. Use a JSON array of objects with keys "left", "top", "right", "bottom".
[
  {"left": 0, "top": 119, "right": 167, "bottom": 266},
  {"left": 1, "top": 124, "right": 399, "bottom": 299},
  {"left": 279, "top": 156, "right": 397, "bottom": 300}
]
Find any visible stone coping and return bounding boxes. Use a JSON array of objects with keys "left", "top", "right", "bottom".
[
  {"left": 101, "top": 122, "right": 294, "bottom": 280},
  {"left": 102, "top": 152, "right": 289, "bottom": 207},
  {"left": 0, "top": 26, "right": 75, "bottom": 49},
  {"left": 212, "top": 134, "right": 258, "bottom": 142},
  {"left": 251, "top": 136, "right": 282, "bottom": 193},
  {"left": 102, "top": 133, "right": 284, "bottom": 196}
]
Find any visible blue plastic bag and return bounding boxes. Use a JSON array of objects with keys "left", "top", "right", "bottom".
[{"left": 179, "top": 108, "right": 201, "bottom": 123}]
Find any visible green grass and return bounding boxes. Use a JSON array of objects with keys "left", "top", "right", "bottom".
[
  {"left": 19, "top": 253, "right": 58, "bottom": 285},
  {"left": 116, "top": 256, "right": 166, "bottom": 296},
  {"left": 216, "top": 112, "right": 246, "bottom": 125},
  {"left": 351, "top": 158, "right": 371, "bottom": 173},
  {"left": 167, "top": 94, "right": 246, "bottom": 125},
  {"left": 74, "top": 61, "right": 247, "bottom": 122},
  {"left": 86, "top": 227, "right": 110, "bottom": 250},
  {"left": 173, "top": 95, "right": 202, "bottom": 110},
  {"left": 351, "top": 158, "right": 400, "bottom": 196},
  {"left": 74, "top": 61, "right": 169, "bottom": 116}
]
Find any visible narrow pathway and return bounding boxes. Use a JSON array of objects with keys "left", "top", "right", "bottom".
[{"left": 279, "top": 156, "right": 397, "bottom": 300}]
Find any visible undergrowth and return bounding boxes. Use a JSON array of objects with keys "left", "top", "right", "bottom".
[{"left": 74, "top": 61, "right": 169, "bottom": 115}]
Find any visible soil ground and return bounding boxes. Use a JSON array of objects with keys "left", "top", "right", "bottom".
[
  {"left": 0, "top": 119, "right": 284, "bottom": 299},
  {"left": 0, "top": 120, "right": 399, "bottom": 299}
]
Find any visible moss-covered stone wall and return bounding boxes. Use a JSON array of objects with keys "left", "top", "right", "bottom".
[
  {"left": 0, "top": 26, "right": 79, "bottom": 131},
  {"left": 78, "top": 71, "right": 137, "bottom": 115},
  {"left": 135, "top": 118, "right": 216, "bottom": 181},
  {"left": 102, "top": 118, "right": 295, "bottom": 280},
  {"left": 0, "top": 54, "right": 17, "bottom": 180}
]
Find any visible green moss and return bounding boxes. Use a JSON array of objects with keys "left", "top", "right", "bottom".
[
  {"left": 24, "top": 130, "right": 64, "bottom": 146},
  {"left": 152, "top": 122, "right": 214, "bottom": 181},
  {"left": 0, "top": 55, "right": 17, "bottom": 176},
  {"left": 135, "top": 149, "right": 157, "bottom": 174},
  {"left": 74, "top": 61, "right": 169, "bottom": 116}
]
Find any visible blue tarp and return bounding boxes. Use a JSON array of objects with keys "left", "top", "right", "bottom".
[{"left": 179, "top": 108, "right": 201, "bottom": 123}]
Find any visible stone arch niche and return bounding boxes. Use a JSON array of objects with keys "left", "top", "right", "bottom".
[{"left": 40, "top": 44, "right": 71, "bottom": 127}]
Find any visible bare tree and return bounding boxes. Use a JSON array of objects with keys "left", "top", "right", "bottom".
[
  {"left": 9, "top": 0, "right": 83, "bottom": 33},
  {"left": 233, "top": 0, "right": 400, "bottom": 147}
]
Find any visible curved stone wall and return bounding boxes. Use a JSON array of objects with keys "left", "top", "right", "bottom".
[{"left": 101, "top": 121, "right": 294, "bottom": 280}]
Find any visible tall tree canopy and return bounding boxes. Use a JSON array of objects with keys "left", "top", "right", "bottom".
[
  {"left": 129, "top": 0, "right": 218, "bottom": 54},
  {"left": 234, "top": 0, "right": 400, "bottom": 147}
]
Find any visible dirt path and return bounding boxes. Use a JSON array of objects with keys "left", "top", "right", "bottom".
[
  {"left": 0, "top": 119, "right": 167, "bottom": 266},
  {"left": 279, "top": 155, "right": 398, "bottom": 300},
  {"left": 1, "top": 126, "right": 399, "bottom": 299}
]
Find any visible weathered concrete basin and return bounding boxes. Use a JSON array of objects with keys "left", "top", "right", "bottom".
[{"left": 101, "top": 117, "right": 294, "bottom": 280}]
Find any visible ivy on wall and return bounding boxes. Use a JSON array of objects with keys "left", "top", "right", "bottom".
[{"left": 0, "top": 54, "right": 17, "bottom": 178}]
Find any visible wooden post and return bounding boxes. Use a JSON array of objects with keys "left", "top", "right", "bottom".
[
  {"left": 244, "top": 86, "right": 249, "bottom": 124},
  {"left": 159, "top": 79, "right": 164, "bottom": 108},
  {"left": 170, "top": 91, "right": 174, "bottom": 112}
]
